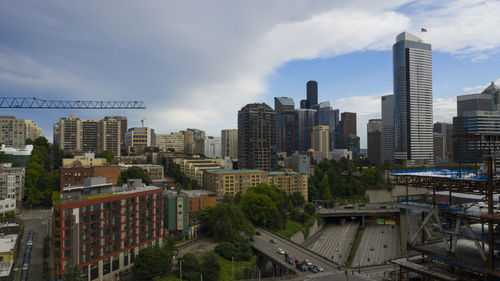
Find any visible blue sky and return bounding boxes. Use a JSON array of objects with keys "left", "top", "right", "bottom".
[{"left": 1, "top": 0, "right": 500, "bottom": 148}]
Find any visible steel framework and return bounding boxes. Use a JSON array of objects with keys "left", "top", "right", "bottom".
[
  {"left": 0, "top": 97, "right": 146, "bottom": 109},
  {"left": 391, "top": 135, "right": 500, "bottom": 281}
]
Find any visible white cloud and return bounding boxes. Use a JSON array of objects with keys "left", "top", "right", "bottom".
[
  {"left": 463, "top": 77, "right": 500, "bottom": 92},
  {"left": 433, "top": 97, "right": 456, "bottom": 123}
]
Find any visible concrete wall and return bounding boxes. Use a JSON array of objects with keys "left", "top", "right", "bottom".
[
  {"left": 365, "top": 185, "right": 428, "bottom": 203},
  {"left": 290, "top": 218, "right": 323, "bottom": 244}
]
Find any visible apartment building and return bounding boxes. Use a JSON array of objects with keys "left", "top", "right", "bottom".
[
  {"left": 119, "top": 164, "right": 164, "bottom": 181},
  {"left": 52, "top": 180, "right": 163, "bottom": 281},
  {"left": 62, "top": 153, "right": 108, "bottom": 168},
  {"left": 155, "top": 132, "right": 184, "bottom": 152},
  {"left": 268, "top": 171, "right": 308, "bottom": 201},
  {"left": 0, "top": 166, "right": 25, "bottom": 210},
  {"left": 60, "top": 166, "right": 121, "bottom": 188}
]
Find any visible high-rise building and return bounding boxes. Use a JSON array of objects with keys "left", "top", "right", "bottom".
[
  {"left": 126, "top": 127, "right": 155, "bottom": 148},
  {"left": 367, "top": 119, "right": 382, "bottom": 165},
  {"left": 306, "top": 80, "right": 318, "bottom": 108},
  {"left": 24, "top": 120, "right": 43, "bottom": 141},
  {"left": 433, "top": 122, "right": 453, "bottom": 162},
  {"left": 274, "top": 97, "right": 295, "bottom": 115},
  {"left": 156, "top": 132, "right": 185, "bottom": 152},
  {"left": 345, "top": 135, "right": 360, "bottom": 159},
  {"left": 101, "top": 118, "right": 122, "bottom": 157},
  {"left": 81, "top": 119, "right": 103, "bottom": 154},
  {"left": 104, "top": 116, "right": 127, "bottom": 147},
  {"left": 316, "top": 101, "right": 339, "bottom": 150},
  {"left": 238, "top": 103, "right": 276, "bottom": 171},
  {"left": 183, "top": 129, "right": 205, "bottom": 155},
  {"left": 295, "top": 109, "right": 316, "bottom": 152},
  {"left": 381, "top": 94, "right": 395, "bottom": 163},
  {"left": 54, "top": 114, "right": 82, "bottom": 155},
  {"left": 300, "top": 99, "right": 310, "bottom": 109},
  {"left": 312, "top": 125, "right": 329, "bottom": 160},
  {"left": 276, "top": 111, "right": 296, "bottom": 156},
  {"left": 453, "top": 82, "right": 500, "bottom": 164},
  {"left": 221, "top": 129, "right": 238, "bottom": 159},
  {"left": 52, "top": 179, "right": 163, "bottom": 280},
  {"left": 393, "top": 32, "right": 433, "bottom": 165},
  {"left": 339, "top": 112, "right": 356, "bottom": 149},
  {"left": 0, "top": 117, "right": 42, "bottom": 145},
  {"left": 205, "top": 136, "right": 221, "bottom": 158}
]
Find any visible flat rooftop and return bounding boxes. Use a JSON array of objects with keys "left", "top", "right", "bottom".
[
  {"left": 205, "top": 169, "right": 266, "bottom": 174},
  {"left": 391, "top": 169, "right": 489, "bottom": 181},
  {"left": 61, "top": 185, "right": 162, "bottom": 203}
]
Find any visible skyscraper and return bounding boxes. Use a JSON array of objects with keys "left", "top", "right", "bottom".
[
  {"left": 307, "top": 80, "right": 318, "bottom": 107},
  {"left": 205, "top": 136, "right": 221, "bottom": 158},
  {"left": 221, "top": 129, "right": 238, "bottom": 159},
  {"left": 367, "top": 119, "right": 382, "bottom": 165},
  {"left": 238, "top": 103, "right": 276, "bottom": 171},
  {"left": 295, "top": 108, "right": 316, "bottom": 151},
  {"left": 316, "top": 101, "right": 339, "bottom": 150},
  {"left": 274, "top": 97, "right": 295, "bottom": 115},
  {"left": 393, "top": 32, "right": 433, "bottom": 165},
  {"left": 312, "top": 125, "right": 329, "bottom": 160},
  {"left": 381, "top": 94, "right": 395, "bottom": 163},
  {"left": 339, "top": 112, "right": 356, "bottom": 149},
  {"left": 275, "top": 111, "right": 296, "bottom": 156}
]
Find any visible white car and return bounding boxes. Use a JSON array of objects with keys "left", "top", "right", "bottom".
[{"left": 277, "top": 248, "right": 285, "bottom": 255}]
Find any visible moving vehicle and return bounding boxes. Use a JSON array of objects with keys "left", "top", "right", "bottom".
[
  {"left": 277, "top": 248, "right": 285, "bottom": 255},
  {"left": 344, "top": 204, "right": 354, "bottom": 209},
  {"left": 255, "top": 231, "right": 261, "bottom": 236},
  {"left": 286, "top": 257, "right": 294, "bottom": 265},
  {"left": 316, "top": 265, "right": 324, "bottom": 272},
  {"left": 269, "top": 239, "right": 277, "bottom": 244},
  {"left": 308, "top": 265, "right": 319, "bottom": 273},
  {"left": 339, "top": 219, "right": 345, "bottom": 226},
  {"left": 302, "top": 259, "right": 312, "bottom": 266}
]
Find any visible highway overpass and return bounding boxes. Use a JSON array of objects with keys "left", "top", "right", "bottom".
[{"left": 318, "top": 203, "right": 400, "bottom": 218}]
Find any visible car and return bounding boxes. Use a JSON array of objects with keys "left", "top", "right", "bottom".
[
  {"left": 358, "top": 203, "right": 366, "bottom": 207},
  {"left": 344, "top": 204, "right": 354, "bottom": 209},
  {"left": 22, "top": 263, "right": 28, "bottom": 271},
  {"left": 370, "top": 248, "right": 375, "bottom": 251},
  {"left": 383, "top": 244, "right": 388, "bottom": 248},
  {"left": 295, "top": 258, "right": 301, "bottom": 265},
  {"left": 298, "top": 264, "right": 307, "bottom": 272},
  {"left": 315, "top": 265, "right": 324, "bottom": 272},
  {"left": 255, "top": 231, "right": 261, "bottom": 236},
  {"left": 286, "top": 257, "right": 294, "bottom": 265},
  {"left": 379, "top": 205, "right": 388, "bottom": 209},
  {"left": 269, "top": 239, "right": 277, "bottom": 244},
  {"left": 308, "top": 265, "right": 319, "bottom": 273},
  {"left": 277, "top": 248, "right": 285, "bottom": 255},
  {"left": 302, "top": 259, "right": 313, "bottom": 266}
]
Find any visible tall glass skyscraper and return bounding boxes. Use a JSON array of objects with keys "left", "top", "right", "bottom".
[{"left": 393, "top": 32, "right": 433, "bottom": 165}]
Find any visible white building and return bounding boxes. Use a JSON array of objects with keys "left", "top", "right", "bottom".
[
  {"left": 205, "top": 136, "right": 221, "bottom": 158},
  {"left": 328, "top": 149, "right": 352, "bottom": 161}
]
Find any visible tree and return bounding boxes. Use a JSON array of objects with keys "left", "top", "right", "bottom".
[
  {"left": 133, "top": 246, "right": 172, "bottom": 280},
  {"left": 240, "top": 191, "right": 281, "bottom": 229},
  {"left": 199, "top": 203, "right": 254, "bottom": 241},
  {"left": 121, "top": 166, "right": 152, "bottom": 185},
  {"left": 201, "top": 252, "right": 220, "bottom": 281},
  {"left": 62, "top": 264, "right": 84, "bottom": 281},
  {"left": 304, "top": 202, "right": 316, "bottom": 216},
  {"left": 178, "top": 253, "right": 200, "bottom": 281},
  {"left": 96, "top": 150, "right": 114, "bottom": 163}
]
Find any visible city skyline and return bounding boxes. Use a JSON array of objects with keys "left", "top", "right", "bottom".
[{"left": 1, "top": 1, "right": 500, "bottom": 148}]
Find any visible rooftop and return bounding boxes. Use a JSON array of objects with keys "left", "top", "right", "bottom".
[
  {"left": 61, "top": 185, "right": 161, "bottom": 203},
  {"left": 391, "top": 169, "right": 489, "bottom": 181},
  {"left": 0, "top": 234, "right": 17, "bottom": 253},
  {"left": 181, "top": 190, "right": 215, "bottom": 197},
  {"left": 205, "top": 169, "right": 266, "bottom": 174},
  {"left": 276, "top": 97, "right": 294, "bottom": 106},
  {"left": 396, "top": 31, "right": 423, "bottom": 43}
]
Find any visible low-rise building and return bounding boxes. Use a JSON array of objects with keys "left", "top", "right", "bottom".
[
  {"left": 180, "top": 190, "right": 216, "bottom": 214},
  {"left": 53, "top": 179, "right": 163, "bottom": 281},
  {"left": 0, "top": 198, "right": 15, "bottom": 217},
  {"left": 328, "top": 149, "right": 352, "bottom": 161},
  {"left": 60, "top": 166, "right": 121, "bottom": 189},
  {"left": 203, "top": 169, "right": 308, "bottom": 202},
  {"left": 62, "top": 153, "right": 108, "bottom": 168},
  {"left": 0, "top": 166, "right": 24, "bottom": 211},
  {"left": 174, "top": 157, "right": 225, "bottom": 184},
  {"left": 0, "top": 144, "right": 33, "bottom": 167},
  {"left": 119, "top": 164, "right": 164, "bottom": 181},
  {"left": 0, "top": 230, "right": 19, "bottom": 279},
  {"left": 284, "top": 152, "right": 311, "bottom": 176},
  {"left": 163, "top": 190, "right": 188, "bottom": 235}
]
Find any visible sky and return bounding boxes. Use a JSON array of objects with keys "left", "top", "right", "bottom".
[{"left": 1, "top": 0, "right": 500, "bottom": 148}]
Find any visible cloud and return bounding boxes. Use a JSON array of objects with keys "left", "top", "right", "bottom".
[
  {"left": 433, "top": 97, "right": 456, "bottom": 123},
  {"left": 463, "top": 77, "right": 500, "bottom": 92}
]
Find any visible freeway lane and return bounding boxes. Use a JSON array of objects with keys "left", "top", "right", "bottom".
[{"left": 254, "top": 228, "right": 368, "bottom": 281}]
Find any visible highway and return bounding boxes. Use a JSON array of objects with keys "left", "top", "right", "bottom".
[
  {"left": 352, "top": 225, "right": 401, "bottom": 267},
  {"left": 318, "top": 203, "right": 399, "bottom": 217},
  {"left": 303, "top": 222, "right": 359, "bottom": 265},
  {"left": 253, "top": 228, "right": 369, "bottom": 281}
]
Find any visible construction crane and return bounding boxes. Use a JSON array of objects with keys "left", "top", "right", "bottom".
[{"left": 0, "top": 97, "right": 146, "bottom": 109}]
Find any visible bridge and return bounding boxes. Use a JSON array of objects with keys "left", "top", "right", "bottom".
[
  {"left": 318, "top": 203, "right": 400, "bottom": 218},
  {"left": 250, "top": 228, "right": 369, "bottom": 281}
]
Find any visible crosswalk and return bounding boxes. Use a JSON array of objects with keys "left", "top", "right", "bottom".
[{"left": 303, "top": 270, "right": 384, "bottom": 281}]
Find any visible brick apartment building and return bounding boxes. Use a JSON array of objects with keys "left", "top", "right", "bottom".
[
  {"left": 60, "top": 166, "right": 121, "bottom": 189},
  {"left": 53, "top": 179, "right": 163, "bottom": 281}
]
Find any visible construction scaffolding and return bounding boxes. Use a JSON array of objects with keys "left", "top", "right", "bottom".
[{"left": 391, "top": 135, "right": 500, "bottom": 281}]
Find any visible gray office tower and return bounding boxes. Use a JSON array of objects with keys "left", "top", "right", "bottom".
[
  {"left": 307, "top": 80, "right": 318, "bottom": 107},
  {"left": 316, "top": 101, "right": 339, "bottom": 150},
  {"left": 295, "top": 108, "right": 316, "bottom": 151},
  {"left": 381, "top": 94, "right": 394, "bottom": 163},
  {"left": 393, "top": 32, "right": 433, "bottom": 165}
]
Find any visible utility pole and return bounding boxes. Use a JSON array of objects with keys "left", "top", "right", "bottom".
[{"left": 180, "top": 259, "right": 182, "bottom": 280}]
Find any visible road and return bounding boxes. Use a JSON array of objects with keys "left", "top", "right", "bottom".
[
  {"left": 254, "top": 228, "right": 369, "bottom": 281},
  {"left": 352, "top": 225, "right": 401, "bottom": 267},
  {"left": 14, "top": 209, "right": 52, "bottom": 281}
]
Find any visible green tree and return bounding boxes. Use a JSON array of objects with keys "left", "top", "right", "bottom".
[
  {"left": 199, "top": 203, "right": 254, "bottom": 241},
  {"left": 62, "top": 264, "right": 84, "bottom": 281},
  {"left": 304, "top": 202, "right": 316, "bottom": 216},
  {"left": 96, "top": 150, "right": 114, "bottom": 163},
  {"left": 240, "top": 191, "right": 282, "bottom": 229},
  {"left": 201, "top": 252, "right": 220, "bottom": 281},
  {"left": 360, "top": 167, "right": 383, "bottom": 189},
  {"left": 178, "top": 253, "right": 200, "bottom": 281},
  {"left": 121, "top": 166, "right": 152, "bottom": 185},
  {"left": 133, "top": 246, "right": 172, "bottom": 280}
]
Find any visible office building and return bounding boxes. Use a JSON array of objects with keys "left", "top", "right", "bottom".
[
  {"left": 328, "top": 149, "right": 352, "bottom": 161},
  {"left": 393, "top": 32, "right": 433, "bottom": 165},
  {"left": 52, "top": 179, "right": 163, "bottom": 280},
  {"left": 203, "top": 169, "right": 308, "bottom": 202},
  {"left": 367, "top": 119, "right": 383, "bottom": 165},
  {"left": 433, "top": 122, "right": 453, "bottom": 162},
  {"left": 276, "top": 111, "right": 296, "bottom": 156},
  {"left": 284, "top": 152, "right": 311, "bottom": 175},
  {"left": 183, "top": 129, "right": 205, "bottom": 155},
  {"left": 453, "top": 82, "right": 500, "bottom": 164},
  {"left": 312, "top": 125, "right": 329, "bottom": 160},
  {"left": 316, "top": 101, "right": 339, "bottom": 150},
  {"left": 0, "top": 166, "right": 24, "bottom": 211},
  {"left": 381, "top": 94, "right": 395, "bottom": 163},
  {"left": 126, "top": 127, "right": 155, "bottom": 148},
  {"left": 238, "top": 103, "right": 276, "bottom": 171},
  {"left": 306, "top": 80, "right": 318, "bottom": 108},
  {"left": 221, "top": 129, "right": 238, "bottom": 159},
  {"left": 300, "top": 99, "right": 310, "bottom": 109},
  {"left": 295, "top": 109, "right": 316, "bottom": 152},
  {"left": 274, "top": 97, "right": 295, "bottom": 115},
  {"left": 205, "top": 136, "right": 221, "bottom": 158},
  {"left": 0, "top": 117, "right": 28, "bottom": 146},
  {"left": 0, "top": 144, "right": 33, "bottom": 166},
  {"left": 345, "top": 135, "right": 360, "bottom": 159},
  {"left": 156, "top": 132, "right": 185, "bottom": 153},
  {"left": 339, "top": 112, "right": 356, "bottom": 149}
]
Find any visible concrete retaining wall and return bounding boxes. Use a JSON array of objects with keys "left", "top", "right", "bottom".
[{"left": 290, "top": 218, "right": 323, "bottom": 244}]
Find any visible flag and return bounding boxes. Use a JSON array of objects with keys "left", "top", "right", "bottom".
[{"left": 421, "top": 28, "right": 427, "bottom": 32}]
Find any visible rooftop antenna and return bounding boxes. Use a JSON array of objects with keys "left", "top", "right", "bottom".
[{"left": 141, "top": 118, "right": 146, "bottom": 127}]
